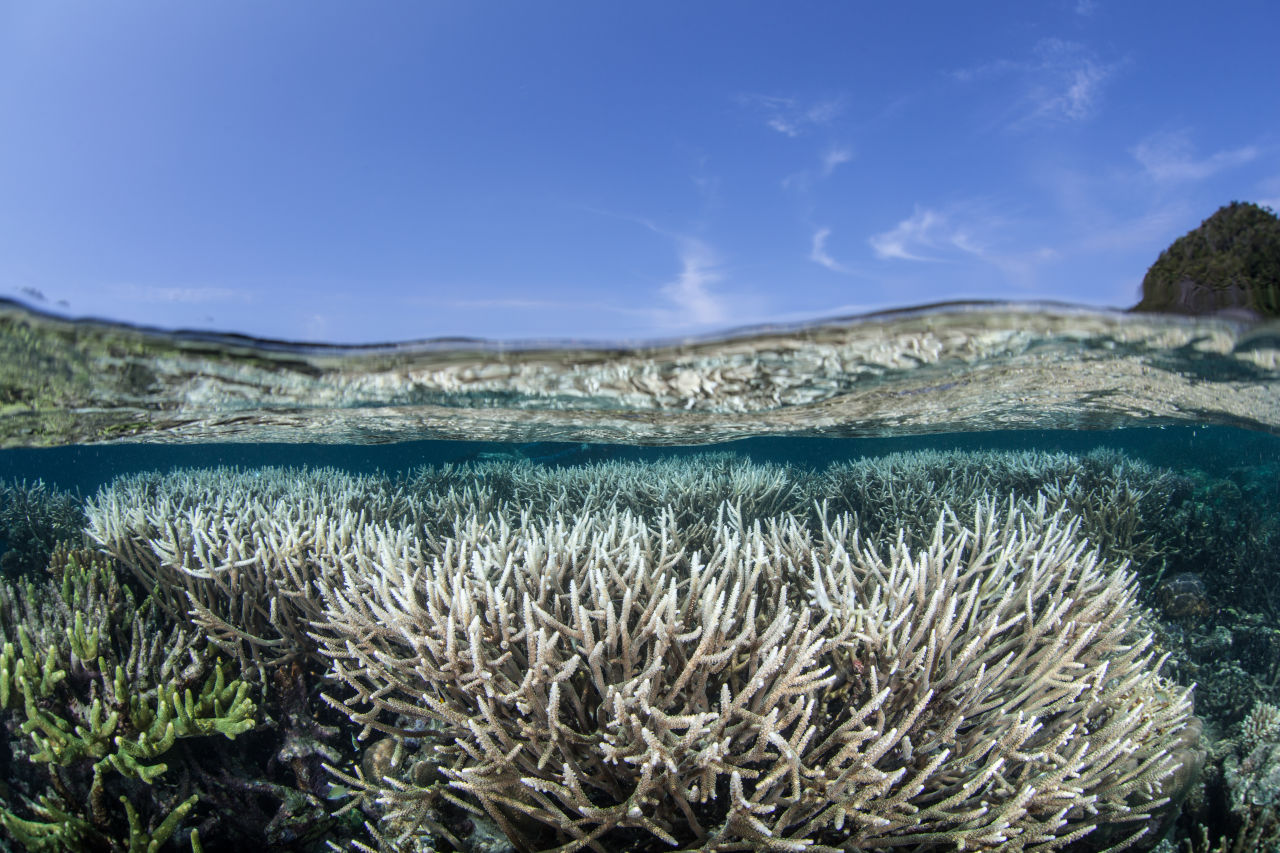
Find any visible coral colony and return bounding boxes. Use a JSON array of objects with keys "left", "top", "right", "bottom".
[{"left": 3, "top": 451, "right": 1280, "bottom": 850}]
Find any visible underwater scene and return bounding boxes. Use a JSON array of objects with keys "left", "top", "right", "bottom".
[{"left": 3, "top": 300, "right": 1280, "bottom": 853}]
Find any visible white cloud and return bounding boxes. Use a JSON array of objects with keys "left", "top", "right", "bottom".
[
  {"left": 1252, "top": 175, "right": 1280, "bottom": 212},
  {"left": 572, "top": 209, "right": 740, "bottom": 330},
  {"left": 1025, "top": 39, "right": 1114, "bottom": 123},
  {"left": 782, "top": 144, "right": 855, "bottom": 191},
  {"left": 810, "top": 227, "right": 851, "bottom": 273},
  {"left": 954, "top": 39, "right": 1118, "bottom": 127},
  {"left": 1131, "top": 130, "right": 1258, "bottom": 183},
  {"left": 868, "top": 204, "right": 1053, "bottom": 288},
  {"left": 738, "top": 94, "right": 845, "bottom": 137},
  {"left": 869, "top": 207, "right": 955, "bottom": 261},
  {"left": 821, "top": 146, "right": 853, "bottom": 176},
  {"left": 1047, "top": 65, "right": 1105, "bottom": 120},
  {"left": 659, "top": 240, "right": 728, "bottom": 325}
]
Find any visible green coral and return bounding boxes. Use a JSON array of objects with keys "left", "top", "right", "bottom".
[
  {"left": 0, "top": 792, "right": 199, "bottom": 853},
  {"left": 0, "top": 545, "right": 259, "bottom": 850},
  {"left": 0, "top": 793, "right": 93, "bottom": 852},
  {"left": 106, "top": 660, "right": 255, "bottom": 782},
  {"left": 121, "top": 795, "right": 200, "bottom": 853}
]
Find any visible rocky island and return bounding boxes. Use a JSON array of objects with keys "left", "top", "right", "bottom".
[{"left": 1132, "top": 201, "right": 1280, "bottom": 318}]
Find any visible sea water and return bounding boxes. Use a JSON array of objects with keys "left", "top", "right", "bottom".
[{"left": 1, "top": 297, "right": 1278, "bottom": 852}]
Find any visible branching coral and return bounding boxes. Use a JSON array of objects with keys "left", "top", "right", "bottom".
[
  {"left": 816, "top": 448, "right": 1183, "bottom": 574},
  {"left": 311, "top": 496, "right": 1191, "bottom": 852},
  {"left": 0, "top": 545, "right": 256, "bottom": 850},
  {"left": 81, "top": 455, "right": 1206, "bottom": 851},
  {"left": 434, "top": 454, "right": 803, "bottom": 553},
  {"left": 0, "top": 478, "right": 85, "bottom": 577},
  {"left": 84, "top": 458, "right": 804, "bottom": 670},
  {"left": 84, "top": 467, "right": 432, "bottom": 668}
]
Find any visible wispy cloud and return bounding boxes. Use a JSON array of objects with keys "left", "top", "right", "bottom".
[
  {"left": 954, "top": 38, "right": 1119, "bottom": 127},
  {"left": 659, "top": 239, "right": 729, "bottom": 325},
  {"left": 574, "top": 208, "right": 739, "bottom": 330},
  {"left": 782, "top": 144, "right": 854, "bottom": 191},
  {"left": 868, "top": 204, "right": 1054, "bottom": 286},
  {"left": 1131, "top": 130, "right": 1258, "bottom": 183},
  {"left": 1022, "top": 39, "right": 1114, "bottom": 123},
  {"left": 810, "top": 227, "right": 851, "bottom": 273},
  {"left": 869, "top": 207, "right": 958, "bottom": 261},
  {"left": 1252, "top": 175, "right": 1280, "bottom": 212},
  {"left": 737, "top": 93, "right": 844, "bottom": 137},
  {"left": 821, "top": 146, "right": 853, "bottom": 176}
]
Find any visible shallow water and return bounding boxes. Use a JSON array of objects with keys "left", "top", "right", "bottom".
[
  {"left": 3, "top": 297, "right": 1280, "bottom": 446},
  {"left": 2, "top": 298, "right": 1280, "bottom": 852}
]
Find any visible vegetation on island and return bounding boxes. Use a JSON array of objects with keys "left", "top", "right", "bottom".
[{"left": 1133, "top": 201, "right": 1280, "bottom": 317}]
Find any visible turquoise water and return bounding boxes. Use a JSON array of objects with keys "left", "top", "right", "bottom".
[{"left": 1, "top": 299, "right": 1280, "bottom": 852}]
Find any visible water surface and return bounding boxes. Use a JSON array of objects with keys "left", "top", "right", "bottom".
[{"left": 3, "top": 297, "right": 1279, "bottom": 447}]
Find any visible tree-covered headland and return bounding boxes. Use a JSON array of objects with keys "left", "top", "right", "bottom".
[{"left": 1132, "top": 201, "right": 1280, "bottom": 317}]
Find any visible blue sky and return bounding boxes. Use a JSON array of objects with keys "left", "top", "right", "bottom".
[{"left": 1, "top": 2, "right": 1277, "bottom": 343}]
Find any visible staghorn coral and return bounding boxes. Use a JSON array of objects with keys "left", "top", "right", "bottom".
[
  {"left": 0, "top": 478, "right": 85, "bottom": 577},
  {"left": 311, "top": 495, "right": 1192, "bottom": 852},
  {"left": 84, "top": 458, "right": 803, "bottom": 671},
  {"left": 84, "top": 467, "right": 438, "bottom": 670},
  {"left": 0, "top": 545, "right": 256, "bottom": 851},
  {"left": 430, "top": 454, "right": 804, "bottom": 554},
  {"left": 815, "top": 448, "right": 1183, "bottom": 576},
  {"left": 81, "top": 455, "right": 1218, "bottom": 851}
]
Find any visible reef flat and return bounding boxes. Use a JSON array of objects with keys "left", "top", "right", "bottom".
[{"left": 3, "top": 299, "right": 1280, "bottom": 447}]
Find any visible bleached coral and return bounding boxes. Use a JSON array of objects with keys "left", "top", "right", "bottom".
[
  {"left": 817, "top": 448, "right": 1180, "bottom": 570},
  {"left": 1239, "top": 702, "right": 1280, "bottom": 756},
  {"left": 82, "top": 456, "right": 1197, "bottom": 851},
  {"left": 313, "top": 495, "right": 1191, "bottom": 851}
]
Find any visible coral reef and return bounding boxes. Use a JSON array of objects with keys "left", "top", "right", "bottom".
[
  {"left": 816, "top": 448, "right": 1183, "bottom": 575},
  {"left": 0, "top": 479, "right": 84, "bottom": 577},
  {"left": 36, "top": 450, "right": 1277, "bottom": 850},
  {"left": 1157, "top": 574, "right": 1215, "bottom": 625},
  {"left": 0, "top": 541, "right": 370, "bottom": 851},
  {"left": 1172, "top": 700, "right": 1280, "bottom": 852},
  {"left": 92, "top": 461, "right": 1197, "bottom": 851},
  {"left": 0, "top": 545, "right": 254, "bottom": 849},
  {"left": 84, "top": 467, "right": 439, "bottom": 670},
  {"left": 311, "top": 496, "right": 1191, "bottom": 851}
]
